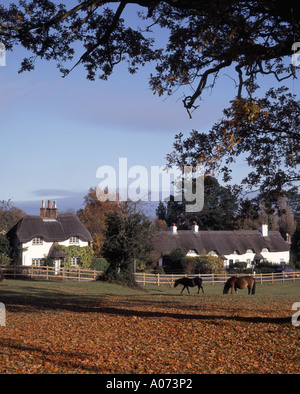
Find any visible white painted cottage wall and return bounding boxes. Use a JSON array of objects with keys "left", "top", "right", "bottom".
[
  {"left": 22, "top": 238, "right": 89, "bottom": 266},
  {"left": 223, "top": 250, "right": 289, "bottom": 268}
]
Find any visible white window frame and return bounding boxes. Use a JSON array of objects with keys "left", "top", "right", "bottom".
[
  {"left": 70, "top": 257, "right": 79, "bottom": 267},
  {"left": 69, "top": 236, "right": 79, "bottom": 244},
  {"left": 32, "top": 237, "right": 43, "bottom": 245},
  {"left": 32, "top": 258, "right": 45, "bottom": 266}
]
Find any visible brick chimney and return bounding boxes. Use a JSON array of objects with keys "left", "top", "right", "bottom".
[{"left": 40, "top": 200, "right": 58, "bottom": 219}]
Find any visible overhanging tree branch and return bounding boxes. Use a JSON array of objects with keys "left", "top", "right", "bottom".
[
  {"left": 182, "top": 60, "right": 232, "bottom": 116},
  {"left": 63, "top": 1, "right": 128, "bottom": 77}
]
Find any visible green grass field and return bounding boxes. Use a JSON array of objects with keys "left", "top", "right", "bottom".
[
  {"left": 1, "top": 277, "right": 299, "bottom": 298},
  {"left": 0, "top": 279, "right": 299, "bottom": 374}
]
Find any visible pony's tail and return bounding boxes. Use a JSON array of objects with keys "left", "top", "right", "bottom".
[{"left": 252, "top": 279, "right": 256, "bottom": 295}]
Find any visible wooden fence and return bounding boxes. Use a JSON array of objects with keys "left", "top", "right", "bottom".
[
  {"left": 1, "top": 265, "right": 300, "bottom": 285},
  {"left": 135, "top": 271, "right": 300, "bottom": 286},
  {"left": 0, "top": 265, "right": 100, "bottom": 282}
]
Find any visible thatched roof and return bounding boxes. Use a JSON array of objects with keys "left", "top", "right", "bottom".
[
  {"left": 152, "top": 229, "right": 290, "bottom": 257},
  {"left": 7, "top": 215, "right": 92, "bottom": 243}
]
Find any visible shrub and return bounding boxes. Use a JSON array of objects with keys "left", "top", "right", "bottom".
[
  {"left": 163, "top": 248, "right": 186, "bottom": 272},
  {"left": 183, "top": 254, "right": 226, "bottom": 274},
  {"left": 90, "top": 258, "right": 109, "bottom": 271}
]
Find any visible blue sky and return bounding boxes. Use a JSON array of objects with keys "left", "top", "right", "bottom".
[{"left": 1, "top": 3, "right": 298, "bottom": 216}]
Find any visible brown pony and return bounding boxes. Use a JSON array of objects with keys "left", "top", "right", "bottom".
[{"left": 223, "top": 276, "right": 256, "bottom": 295}]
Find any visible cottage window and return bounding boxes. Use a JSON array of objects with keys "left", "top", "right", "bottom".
[
  {"left": 32, "top": 237, "right": 43, "bottom": 245},
  {"left": 186, "top": 249, "right": 198, "bottom": 256},
  {"left": 208, "top": 250, "right": 218, "bottom": 256},
  {"left": 32, "top": 258, "right": 45, "bottom": 266},
  {"left": 69, "top": 236, "right": 79, "bottom": 244},
  {"left": 70, "top": 257, "right": 79, "bottom": 267}
]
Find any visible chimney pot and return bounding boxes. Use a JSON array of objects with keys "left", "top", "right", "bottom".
[
  {"left": 259, "top": 223, "right": 268, "bottom": 237},
  {"left": 170, "top": 223, "right": 177, "bottom": 234},
  {"left": 48, "top": 200, "right": 51, "bottom": 209},
  {"left": 40, "top": 200, "right": 46, "bottom": 218},
  {"left": 192, "top": 222, "right": 199, "bottom": 233}
]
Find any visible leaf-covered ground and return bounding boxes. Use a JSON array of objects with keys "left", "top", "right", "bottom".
[{"left": 0, "top": 280, "right": 299, "bottom": 374}]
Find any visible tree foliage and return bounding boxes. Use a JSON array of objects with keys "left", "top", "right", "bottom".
[
  {"left": 168, "top": 88, "right": 300, "bottom": 201},
  {"left": 2, "top": 1, "right": 300, "bottom": 214},
  {"left": 0, "top": 200, "right": 25, "bottom": 233},
  {"left": 1, "top": 1, "right": 298, "bottom": 111},
  {"left": 77, "top": 187, "right": 121, "bottom": 257},
  {"left": 101, "top": 203, "right": 153, "bottom": 286},
  {"left": 158, "top": 176, "right": 239, "bottom": 230}
]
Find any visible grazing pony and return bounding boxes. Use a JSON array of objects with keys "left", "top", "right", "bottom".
[
  {"left": 174, "top": 277, "right": 204, "bottom": 294},
  {"left": 223, "top": 276, "right": 256, "bottom": 295}
]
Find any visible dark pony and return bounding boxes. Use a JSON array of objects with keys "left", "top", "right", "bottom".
[
  {"left": 174, "top": 277, "right": 204, "bottom": 294},
  {"left": 223, "top": 276, "right": 256, "bottom": 295}
]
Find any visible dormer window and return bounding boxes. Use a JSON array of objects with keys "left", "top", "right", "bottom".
[
  {"left": 208, "top": 250, "right": 218, "bottom": 256},
  {"left": 262, "top": 248, "right": 269, "bottom": 253},
  {"left": 69, "top": 236, "right": 79, "bottom": 244},
  {"left": 186, "top": 249, "right": 198, "bottom": 257},
  {"left": 246, "top": 249, "right": 254, "bottom": 253},
  {"left": 32, "top": 237, "right": 43, "bottom": 245}
]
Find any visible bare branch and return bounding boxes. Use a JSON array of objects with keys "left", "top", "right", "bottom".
[{"left": 183, "top": 60, "right": 232, "bottom": 113}]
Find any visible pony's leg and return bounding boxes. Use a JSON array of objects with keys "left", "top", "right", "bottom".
[{"left": 201, "top": 286, "right": 204, "bottom": 294}]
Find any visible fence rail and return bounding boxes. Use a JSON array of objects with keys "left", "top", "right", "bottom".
[
  {"left": 0, "top": 265, "right": 100, "bottom": 282},
  {"left": 134, "top": 271, "right": 300, "bottom": 286},
  {"left": 1, "top": 266, "right": 300, "bottom": 285}
]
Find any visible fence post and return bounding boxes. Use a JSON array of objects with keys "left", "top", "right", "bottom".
[
  {"left": 157, "top": 273, "right": 160, "bottom": 286},
  {"left": 212, "top": 273, "right": 214, "bottom": 285},
  {"left": 46, "top": 265, "right": 49, "bottom": 281},
  {"left": 78, "top": 268, "right": 81, "bottom": 282}
]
